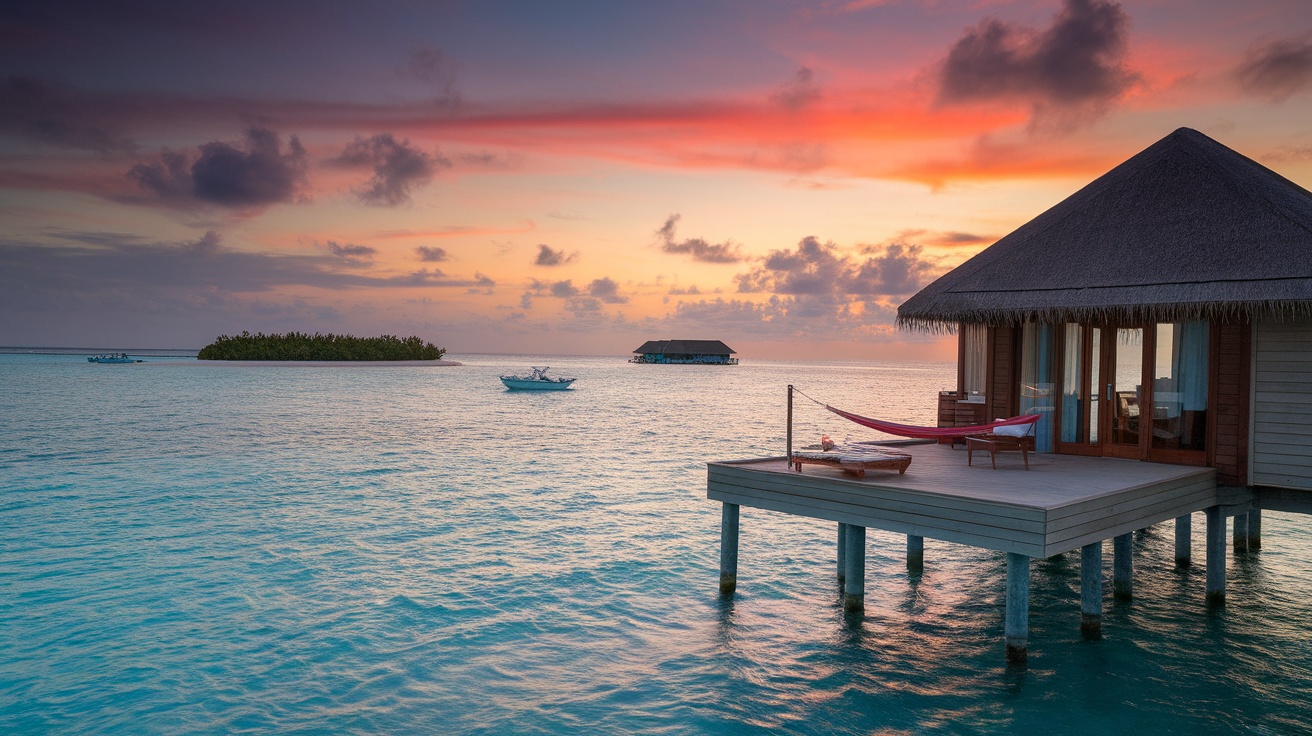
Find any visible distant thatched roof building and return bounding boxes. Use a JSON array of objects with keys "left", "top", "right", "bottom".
[
  {"left": 897, "top": 128, "right": 1312, "bottom": 331},
  {"left": 631, "top": 339, "right": 738, "bottom": 364}
]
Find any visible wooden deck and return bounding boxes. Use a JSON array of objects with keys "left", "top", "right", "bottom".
[{"left": 708, "top": 443, "right": 1218, "bottom": 558}]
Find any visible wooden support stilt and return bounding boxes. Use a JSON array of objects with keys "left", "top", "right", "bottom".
[
  {"left": 837, "top": 523, "right": 848, "bottom": 584},
  {"left": 1248, "top": 509, "right": 1262, "bottom": 551},
  {"left": 1113, "top": 532, "right": 1133, "bottom": 601},
  {"left": 1080, "top": 541, "right": 1102, "bottom": 639},
  {"left": 1233, "top": 510, "right": 1249, "bottom": 554},
  {"left": 1005, "top": 552, "right": 1030, "bottom": 664},
  {"left": 907, "top": 534, "right": 924, "bottom": 572},
  {"left": 1174, "top": 513, "right": 1191, "bottom": 567},
  {"left": 843, "top": 525, "right": 866, "bottom": 612},
  {"left": 1206, "top": 505, "right": 1226, "bottom": 606},
  {"left": 719, "top": 502, "right": 740, "bottom": 595}
]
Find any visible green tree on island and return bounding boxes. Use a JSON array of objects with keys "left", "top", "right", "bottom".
[{"left": 198, "top": 332, "right": 446, "bottom": 361}]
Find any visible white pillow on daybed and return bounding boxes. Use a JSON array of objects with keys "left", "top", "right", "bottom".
[{"left": 993, "top": 421, "right": 1031, "bottom": 437}]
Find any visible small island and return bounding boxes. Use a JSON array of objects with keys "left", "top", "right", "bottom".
[{"left": 198, "top": 331, "right": 446, "bottom": 361}]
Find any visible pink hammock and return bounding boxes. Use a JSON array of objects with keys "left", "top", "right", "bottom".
[{"left": 825, "top": 406, "right": 1041, "bottom": 439}]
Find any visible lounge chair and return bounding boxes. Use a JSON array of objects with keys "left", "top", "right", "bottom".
[{"left": 966, "top": 420, "right": 1037, "bottom": 470}]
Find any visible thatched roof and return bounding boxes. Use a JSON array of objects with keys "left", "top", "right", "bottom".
[
  {"left": 897, "top": 128, "right": 1312, "bottom": 331},
  {"left": 632, "top": 339, "right": 735, "bottom": 355}
]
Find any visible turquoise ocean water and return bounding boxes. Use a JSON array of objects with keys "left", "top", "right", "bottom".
[{"left": 3, "top": 352, "right": 1312, "bottom": 734}]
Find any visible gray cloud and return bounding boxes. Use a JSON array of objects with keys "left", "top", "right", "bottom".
[
  {"left": 400, "top": 42, "right": 461, "bottom": 104},
  {"left": 657, "top": 214, "right": 743, "bottom": 264},
  {"left": 126, "top": 127, "right": 308, "bottom": 210},
  {"left": 416, "top": 245, "right": 449, "bottom": 262},
  {"left": 0, "top": 76, "right": 137, "bottom": 154},
  {"left": 326, "top": 241, "right": 376, "bottom": 261},
  {"left": 736, "top": 236, "right": 934, "bottom": 298},
  {"left": 889, "top": 229, "right": 994, "bottom": 248},
  {"left": 534, "top": 244, "right": 578, "bottom": 266},
  {"left": 0, "top": 230, "right": 490, "bottom": 346},
  {"left": 331, "top": 133, "right": 451, "bottom": 206},
  {"left": 524, "top": 275, "right": 627, "bottom": 306},
  {"left": 937, "top": 0, "right": 1137, "bottom": 125},
  {"left": 1235, "top": 35, "right": 1312, "bottom": 102},
  {"left": 587, "top": 277, "right": 627, "bottom": 304},
  {"left": 772, "top": 67, "right": 821, "bottom": 111}
]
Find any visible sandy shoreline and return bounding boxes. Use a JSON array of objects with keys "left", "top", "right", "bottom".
[{"left": 149, "top": 359, "right": 463, "bottom": 367}]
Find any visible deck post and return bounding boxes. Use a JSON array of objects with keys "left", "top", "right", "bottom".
[
  {"left": 719, "top": 502, "right": 740, "bottom": 595},
  {"left": 907, "top": 534, "right": 924, "bottom": 571},
  {"left": 1174, "top": 514, "right": 1191, "bottom": 567},
  {"left": 843, "top": 525, "right": 866, "bottom": 613},
  {"left": 1080, "top": 541, "right": 1102, "bottom": 639},
  {"left": 1113, "top": 532, "right": 1133, "bottom": 601},
  {"left": 1005, "top": 552, "right": 1030, "bottom": 665},
  {"left": 837, "top": 523, "right": 848, "bottom": 584},
  {"left": 1233, "top": 511, "right": 1249, "bottom": 554},
  {"left": 1248, "top": 509, "right": 1262, "bottom": 550},
  {"left": 1206, "top": 505, "right": 1226, "bottom": 606},
  {"left": 786, "top": 385, "right": 794, "bottom": 465}
]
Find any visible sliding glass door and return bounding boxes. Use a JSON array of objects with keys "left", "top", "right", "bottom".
[{"left": 1052, "top": 321, "right": 1209, "bottom": 464}]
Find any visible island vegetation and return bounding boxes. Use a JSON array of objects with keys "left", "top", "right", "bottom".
[{"left": 198, "top": 331, "right": 446, "bottom": 361}]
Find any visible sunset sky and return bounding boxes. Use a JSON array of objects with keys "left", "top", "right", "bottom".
[{"left": 2, "top": 0, "right": 1311, "bottom": 359}]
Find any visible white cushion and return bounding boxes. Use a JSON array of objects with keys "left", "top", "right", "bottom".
[{"left": 993, "top": 422, "right": 1031, "bottom": 437}]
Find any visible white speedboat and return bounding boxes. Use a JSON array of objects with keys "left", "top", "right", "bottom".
[{"left": 500, "top": 366, "right": 576, "bottom": 391}]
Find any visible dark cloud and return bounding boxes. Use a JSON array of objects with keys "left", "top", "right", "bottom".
[
  {"left": 524, "top": 276, "right": 627, "bottom": 307},
  {"left": 534, "top": 244, "right": 578, "bottom": 266},
  {"left": 126, "top": 127, "right": 308, "bottom": 210},
  {"left": 937, "top": 0, "right": 1137, "bottom": 125},
  {"left": 550, "top": 280, "right": 579, "bottom": 298},
  {"left": 587, "top": 277, "right": 627, "bottom": 304},
  {"left": 331, "top": 133, "right": 451, "bottom": 207},
  {"left": 1235, "top": 36, "right": 1312, "bottom": 102},
  {"left": 772, "top": 67, "right": 821, "bottom": 111},
  {"left": 326, "top": 241, "right": 375, "bottom": 261},
  {"left": 656, "top": 214, "right": 743, "bottom": 264},
  {"left": 887, "top": 229, "right": 993, "bottom": 248},
  {"left": 401, "top": 42, "right": 461, "bottom": 104},
  {"left": 416, "top": 245, "right": 449, "bottom": 262},
  {"left": 668, "top": 285, "right": 703, "bottom": 295},
  {"left": 184, "top": 230, "right": 222, "bottom": 255},
  {"left": 736, "top": 236, "right": 934, "bottom": 298},
  {"left": 0, "top": 76, "right": 137, "bottom": 153},
  {"left": 0, "top": 230, "right": 492, "bottom": 341}
]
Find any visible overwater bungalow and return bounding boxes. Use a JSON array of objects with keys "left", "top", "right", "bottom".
[
  {"left": 631, "top": 339, "right": 739, "bottom": 364},
  {"left": 708, "top": 128, "right": 1312, "bottom": 662}
]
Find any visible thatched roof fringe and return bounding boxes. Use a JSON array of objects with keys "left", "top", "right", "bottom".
[{"left": 896, "top": 299, "right": 1312, "bottom": 333}]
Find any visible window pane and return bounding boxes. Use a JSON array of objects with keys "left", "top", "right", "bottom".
[
  {"left": 1020, "top": 323, "right": 1055, "bottom": 452},
  {"left": 1060, "top": 324, "right": 1083, "bottom": 443},
  {"left": 1111, "top": 327, "right": 1143, "bottom": 446},
  {"left": 962, "top": 324, "right": 987, "bottom": 397},
  {"left": 1152, "top": 322, "right": 1208, "bottom": 452}
]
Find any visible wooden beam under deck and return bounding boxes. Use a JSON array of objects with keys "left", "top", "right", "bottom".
[{"left": 708, "top": 444, "right": 1218, "bottom": 559}]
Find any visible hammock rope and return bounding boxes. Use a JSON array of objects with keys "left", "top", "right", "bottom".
[{"left": 793, "top": 387, "right": 1040, "bottom": 440}]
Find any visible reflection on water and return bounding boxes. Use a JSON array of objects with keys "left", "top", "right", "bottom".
[{"left": 2, "top": 353, "right": 1312, "bottom": 734}]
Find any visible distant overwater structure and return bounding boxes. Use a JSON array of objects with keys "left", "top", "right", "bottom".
[
  {"left": 630, "top": 339, "right": 738, "bottom": 364},
  {"left": 711, "top": 128, "right": 1312, "bottom": 663}
]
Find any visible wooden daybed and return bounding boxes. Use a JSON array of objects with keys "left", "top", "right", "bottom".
[{"left": 791, "top": 446, "right": 913, "bottom": 478}]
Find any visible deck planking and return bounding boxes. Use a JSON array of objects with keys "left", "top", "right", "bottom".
[{"left": 708, "top": 444, "right": 1218, "bottom": 558}]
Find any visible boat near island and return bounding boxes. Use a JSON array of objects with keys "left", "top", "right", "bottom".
[
  {"left": 87, "top": 353, "right": 140, "bottom": 363},
  {"left": 499, "top": 366, "right": 576, "bottom": 391}
]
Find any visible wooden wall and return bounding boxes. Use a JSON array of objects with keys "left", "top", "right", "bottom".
[
  {"left": 989, "top": 325, "right": 1017, "bottom": 421},
  {"left": 1251, "top": 317, "right": 1312, "bottom": 490},
  {"left": 1211, "top": 321, "right": 1251, "bottom": 485}
]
